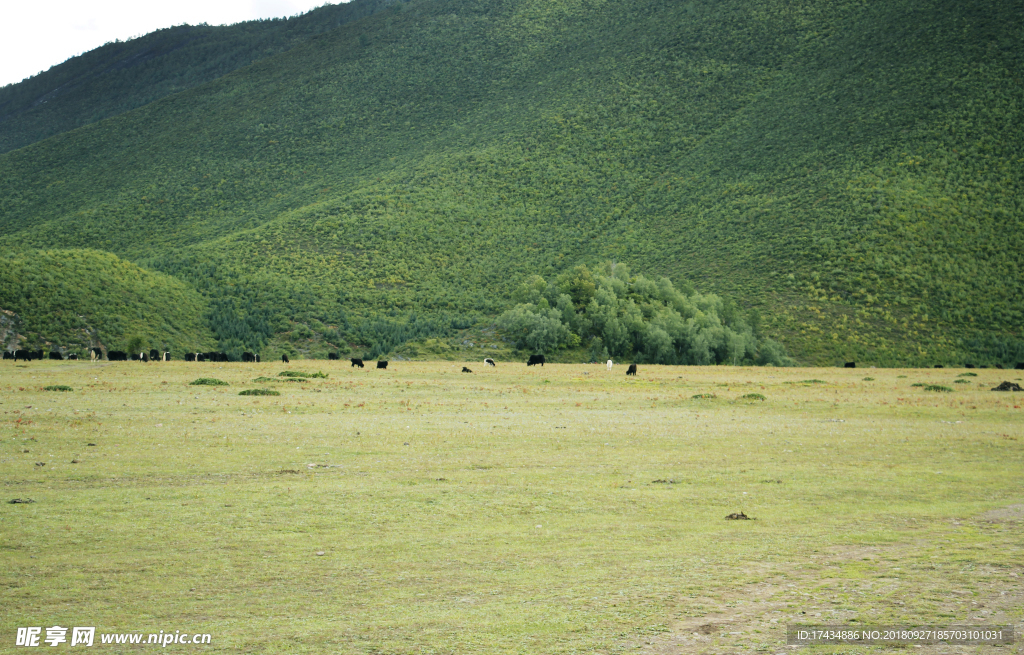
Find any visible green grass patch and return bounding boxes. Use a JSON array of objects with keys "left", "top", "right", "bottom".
[
  {"left": 190, "top": 378, "right": 228, "bottom": 386},
  {"left": 691, "top": 393, "right": 717, "bottom": 400},
  {"left": 278, "top": 370, "right": 327, "bottom": 379},
  {"left": 862, "top": 377, "right": 875, "bottom": 381},
  {"left": 957, "top": 372, "right": 978, "bottom": 377},
  {"left": 924, "top": 385, "right": 954, "bottom": 392},
  {"left": 239, "top": 388, "right": 280, "bottom": 396},
  {"left": 739, "top": 393, "right": 766, "bottom": 401},
  {"left": 42, "top": 385, "right": 73, "bottom": 392}
]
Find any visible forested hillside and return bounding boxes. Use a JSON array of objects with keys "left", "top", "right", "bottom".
[
  {"left": 0, "top": 0, "right": 1020, "bottom": 365},
  {"left": 0, "top": 250, "right": 216, "bottom": 355},
  {"left": 0, "top": 0, "right": 395, "bottom": 154}
]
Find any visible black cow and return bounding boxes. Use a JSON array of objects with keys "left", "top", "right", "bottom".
[
  {"left": 2, "top": 351, "right": 12, "bottom": 360},
  {"left": 67, "top": 354, "right": 79, "bottom": 360},
  {"left": 130, "top": 353, "right": 140, "bottom": 361},
  {"left": 996, "top": 364, "right": 1004, "bottom": 369},
  {"left": 163, "top": 352, "right": 171, "bottom": 361},
  {"left": 150, "top": 349, "right": 160, "bottom": 361},
  {"left": 462, "top": 366, "right": 472, "bottom": 373},
  {"left": 14, "top": 350, "right": 31, "bottom": 362},
  {"left": 934, "top": 364, "right": 944, "bottom": 369},
  {"left": 328, "top": 352, "right": 339, "bottom": 360},
  {"left": 351, "top": 358, "right": 364, "bottom": 368},
  {"left": 196, "top": 353, "right": 209, "bottom": 362},
  {"left": 49, "top": 351, "right": 63, "bottom": 360},
  {"left": 108, "top": 351, "right": 128, "bottom": 361},
  {"left": 282, "top": 354, "right": 290, "bottom": 363},
  {"left": 242, "top": 352, "right": 256, "bottom": 362},
  {"left": 90, "top": 348, "right": 102, "bottom": 362},
  {"left": 965, "top": 363, "right": 976, "bottom": 369},
  {"left": 844, "top": 361, "right": 855, "bottom": 368},
  {"left": 377, "top": 360, "right": 388, "bottom": 369},
  {"left": 484, "top": 358, "right": 495, "bottom": 366},
  {"left": 527, "top": 354, "right": 545, "bottom": 366},
  {"left": 33, "top": 350, "right": 43, "bottom": 360},
  {"left": 141, "top": 352, "right": 150, "bottom": 362},
  {"left": 1016, "top": 363, "right": 1024, "bottom": 370},
  {"left": 626, "top": 364, "right": 637, "bottom": 376}
]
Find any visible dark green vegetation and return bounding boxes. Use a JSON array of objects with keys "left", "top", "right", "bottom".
[
  {"left": 190, "top": 378, "right": 228, "bottom": 386},
  {"left": 0, "top": 0, "right": 395, "bottom": 154},
  {"left": 1, "top": 0, "right": 1021, "bottom": 365},
  {"left": 42, "top": 385, "right": 73, "bottom": 392}
]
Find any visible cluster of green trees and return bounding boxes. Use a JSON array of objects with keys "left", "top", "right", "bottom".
[{"left": 497, "top": 265, "right": 793, "bottom": 366}]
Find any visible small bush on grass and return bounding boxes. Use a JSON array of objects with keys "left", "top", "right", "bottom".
[
  {"left": 957, "top": 372, "right": 977, "bottom": 377},
  {"left": 691, "top": 393, "right": 717, "bottom": 399},
  {"left": 862, "top": 377, "right": 875, "bottom": 381},
  {"left": 43, "top": 385, "right": 73, "bottom": 392},
  {"left": 252, "top": 377, "right": 278, "bottom": 382},
  {"left": 239, "top": 388, "right": 280, "bottom": 396},
  {"left": 740, "top": 393, "right": 766, "bottom": 401},
  {"left": 190, "top": 378, "right": 227, "bottom": 386},
  {"left": 924, "top": 385, "right": 953, "bottom": 392},
  {"left": 954, "top": 379, "right": 971, "bottom": 384}
]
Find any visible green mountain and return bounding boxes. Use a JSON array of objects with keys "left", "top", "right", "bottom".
[
  {"left": 0, "top": 0, "right": 394, "bottom": 154},
  {"left": 1, "top": 0, "right": 1021, "bottom": 365}
]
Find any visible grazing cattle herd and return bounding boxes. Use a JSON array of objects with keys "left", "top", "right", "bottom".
[{"left": 4, "top": 348, "right": 1024, "bottom": 373}]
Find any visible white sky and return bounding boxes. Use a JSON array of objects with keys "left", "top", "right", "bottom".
[{"left": 0, "top": 0, "right": 346, "bottom": 89}]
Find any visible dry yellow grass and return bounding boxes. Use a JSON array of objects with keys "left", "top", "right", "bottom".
[{"left": 1, "top": 360, "right": 1021, "bottom": 653}]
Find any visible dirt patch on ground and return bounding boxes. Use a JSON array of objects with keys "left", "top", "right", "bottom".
[{"left": 632, "top": 506, "right": 1024, "bottom": 655}]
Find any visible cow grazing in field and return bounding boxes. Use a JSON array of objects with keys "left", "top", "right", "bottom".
[
  {"left": 2, "top": 351, "right": 11, "bottom": 360},
  {"left": 108, "top": 351, "right": 128, "bottom": 361},
  {"left": 49, "top": 351, "right": 63, "bottom": 360},
  {"left": 163, "top": 352, "right": 171, "bottom": 361},
  {"left": 33, "top": 350, "right": 44, "bottom": 360},
  {"left": 130, "top": 353, "right": 140, "bottom": 361},
  {"left": 282, "top": 354, "right": 290, "bottom": 363},
  {"left": 1016, "top": 363, "right": 1024, "bottom": 370},
  {"left": 242, "top": 352, "right": 255, "bottom": 362},
  {"left": 527, "top": 354, "right": 545, "bottom": 366},
  {"left": 14, "top": 349, "right": 31, "bottom": 362},
  {"left": 626, "top": 364, "right": 637, "bottom": 376},
  {"left": 934, "top": 364, "right": 944, "bottom": 368},
  {"left": 965, "top": 363, "right": 976, "bottom": 369},
  {"left": 67, "top": 354, "right": 78, "bottom": 360},
  {"left": 328, "top": 352, "right": 339, "bottom": 360},
  {"left": 91, "top": 348, "right": 102, "bottom": 362},
  {"left": 484, "top": 358, "right": 495, "bottom": 367},
  {"left": 377, "top": 360, "right": 388, "bottom": 370},
  {"left": 462, "top": 367, "right": 472, "bottom": 373},
  {"left": 185, "top": 353, "right": 196, "bottom": 362},
  {"left": 150, "top": 349, "right": 160, "bottom": 361},
  {"left": 844, "top": 361, "right": 856, "bottom": 368},
  {"left": 995, "top": 364, "right": 1004, "bottom": 369},
  {"left": 351, "top": 358, "right": 364, "bottom": 368},
  {"left": 607, "top": 359, "right": 613, "bottom": 370},
  {"left": 141, "top": 352, "right": 150, "bottom": 362}
]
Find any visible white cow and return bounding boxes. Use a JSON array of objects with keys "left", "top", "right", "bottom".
[{"left": 607, "top": 359, "right": 613, "bottom": 370}]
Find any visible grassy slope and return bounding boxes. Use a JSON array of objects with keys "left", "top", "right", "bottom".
[
  {"left": 0, "top": 0, "right": 396, "bottom": 154},
  {"left": 1, "top": 362, "right": 1021, "bottom": 652},
  {"left": 0, "top": 0, "right": 1020, "bottom": 365},
  {"left": 0, "top": 249, "right": 216, "bottom": 354}
]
